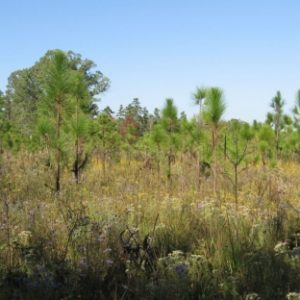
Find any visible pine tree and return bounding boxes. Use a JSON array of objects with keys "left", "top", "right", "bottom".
[
  {"left": 202, "top": 87, "right": 226, "bottom": 195},
  {"left": 68, "top": 72, "right": 90, "bottom": 184},
  {"left": 92, "top": 113, "right": 120, "bottom": 178},
  {"left": 225, "top": 120, "right": 254, "bottom": 205},
  {"left": 193, "top": 87, "right": 207, "bottom": 126},
  {"left": 161, "top": 98, "right": 180, "bottom": 182},
  {"left": 266, "top": 91, "right": 286, "bottom": 157},
  {"left": 37, "top": 50, "right": 72, "bottom": 192}
]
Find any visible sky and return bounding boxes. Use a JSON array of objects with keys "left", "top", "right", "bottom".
[{"left": 1, "top": 0, "right": 300, "bottom": 122}]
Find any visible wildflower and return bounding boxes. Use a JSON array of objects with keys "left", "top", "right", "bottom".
[
  {"left": 103, "top": 248, "right": 112, "bottom": 253},
  {"left": 106, "top": 259, "right": 114, "bottom": 265},
  {"left": 81, "top": 200, "right": 88, "bottom": 208},
  {"left": 18, "top": 230, "right": 32, "bottom": 246},
  {"left": 286, "top": 292, "right": 300, "bottom": 300},
  {"left": 175, "top": 263, "right": 188, "bottom": 276},
  {"left": 170, "top": 250, "right": 184, "bottom": 257},
  {"left": 190, "top": 254, "right": 205, "bottom": 260},
  {"left": 197, "top": 203, "right": 206, "bottom": 210},
  {"left": 245, "top": 293, "right": 260, "bottom": 300},
  {"left": 274, "top": 242, "right": 289, "bottom": 254}
]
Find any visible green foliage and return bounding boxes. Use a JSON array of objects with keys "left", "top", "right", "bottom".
[
  {"left": 158, "top": 98, "right": 180, "bottom": 181},
  {"left": 293, "top": 90, "right": 300, "bottom": 130},
  {"left": 5, "top": 49, "right": 109, "bottom": 136},
  {"left": 0, "top": 91, "right": 19, "bottom": 151},
  {"left": 203, "top": 87, "right": 226, "bottom": 127},
  {"left": 37, "top": 50, "right": 80, "bottom": 191},
  {"left": 266, "top": 91, "right": 290, "bottom": 155},
  {"left": 92, "top": 112, "right": 121, "bottom": 159},
  {"left": 193, "top": 87, "right": 207, "bottom": 106},
  {"left": 4, "top": 50, "right": 300, "bottom": 299},
  {"left": 161, "top": 98, "right": 179, "bottom": 133},
  {"left": 193, "top": 87, "right": 207, "bottom": 124},
  {"left": 258, "top": 124, "right": 274, "bottom": 144},
  {"left": 150, "top": 124, "right": 167, "bottom": 147},
  {"left": 257, "top": 124, "right": 275, "bottom": 165},
  {"left": 117, "top": 98, "right": 151, "bottom": 138},
  {"left": 224, "top": 120, "right": 254, "bottom": 203}
]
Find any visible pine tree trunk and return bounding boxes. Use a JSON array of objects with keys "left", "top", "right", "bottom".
[
  {"left": 56, "top": 154, "right": 61, "bottom": 192},
  {"left": 75, "top": 139, "right": 79, "bottom": 184},
  {"left": 55, "top": 98, "right": 62, "bottom": 193},
  {"left": 197, "top": 157, "right": 201, "bottom": 191},
  {"left": 168, "top": 156, "right": 172, "bottom": 193},
  {"left": 75, "top": 97, "right": 79, "bottom": 184},
  {"left": 234, "top": 164, "right": 238, "bottom": 207},
  {"left": 167, "top": 151, "right": 172, "bottom": 181}
]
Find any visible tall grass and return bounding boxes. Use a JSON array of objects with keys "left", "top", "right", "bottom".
[{"left": 1, "top": 151, "right": 300, "bottom": 299}]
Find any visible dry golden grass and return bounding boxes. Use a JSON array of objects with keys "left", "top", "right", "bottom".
[{"left": 1, "top": 152, "right": 300, "bottom": 299}]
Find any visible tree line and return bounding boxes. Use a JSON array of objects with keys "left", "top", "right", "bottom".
[{"left": 1, "top": 49, "right": 300, "bottom": 197}]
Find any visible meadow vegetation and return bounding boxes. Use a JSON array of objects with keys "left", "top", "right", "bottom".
[{"left": 1, "top": 50, "right": 300, "bottom": 299}]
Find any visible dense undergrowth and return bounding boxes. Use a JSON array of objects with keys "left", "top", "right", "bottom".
[{"left": 1, "top": 152, "right": 300, "bottom": 300}]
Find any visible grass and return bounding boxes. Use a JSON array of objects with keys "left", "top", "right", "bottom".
[{"left": 1, "top": 151, "right": 300, "bottom": 299}]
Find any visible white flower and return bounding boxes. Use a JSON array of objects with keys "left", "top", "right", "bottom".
[
  {"left": 274, "top": 242, "right": 289, "bottom": 254},
  {"left": 17, "top": 230, "right": 32, "bottom": 246},
  {"left": 286, "top": 292, "right": 300, "bottom": 300},
  {"left": 245, "top": 293, "right": 260, "bottom": 300}
]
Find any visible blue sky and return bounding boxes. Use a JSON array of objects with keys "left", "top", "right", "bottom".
[{"left": 1, "top": 0, "right": 300, "bottom": 122}]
